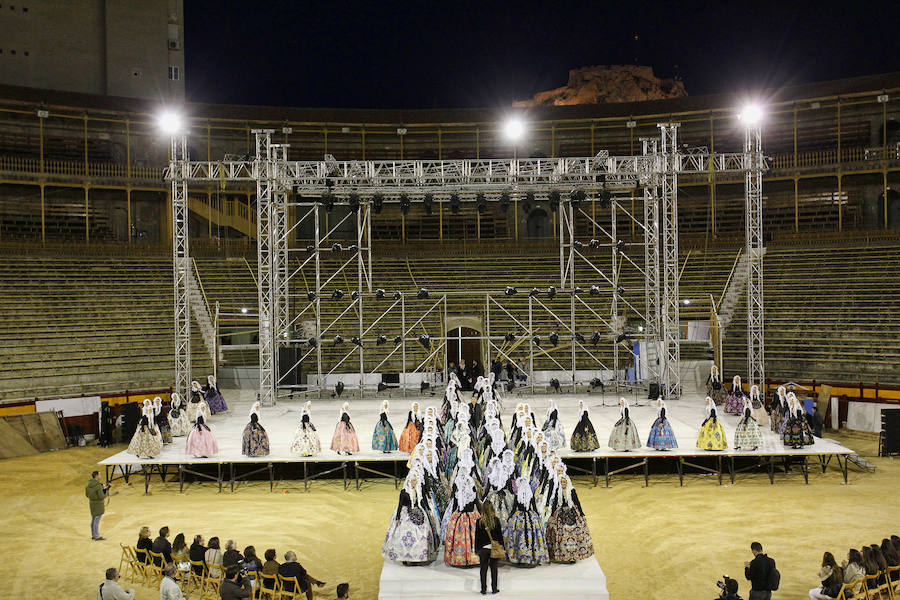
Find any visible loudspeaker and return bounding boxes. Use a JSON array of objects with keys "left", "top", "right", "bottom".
[
  {"left": 278, "top": 347, "right": 302, "bottom": 386},
  {"left": 880, "top": 409, "right": 900, "bottom": 456},
  {"left": 648, "top": 383, "right": 661, "bottom": 399},
  {"left": 121, "top": 402, "right": 140, "bottom": 441},
  {"left": 382, "top": 373, "right": 400, "bottom": 387}
]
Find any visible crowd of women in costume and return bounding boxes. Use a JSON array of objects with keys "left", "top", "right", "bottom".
[{"left": 382, "top": 374, "right": 595, "bottom": 568}]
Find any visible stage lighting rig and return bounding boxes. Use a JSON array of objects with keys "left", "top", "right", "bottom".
[
  {"left": 157, "top": 110, "right": 183, "bottom": 135},
  {"left": 423, "top": 193, "right": 434, "bottom": 214},
  {"left": 418, "top": 334, "right": 431, "bottom": 349},
  {"left": 549, "top": 191, "right": 560, "bottom": 212},
  {"left": 529, "top": 287, "right": 540, "bottom": 297},
  {"left": 574, "top": 332, "right": 585, "bottom": 343},
  {"left": 589, "top": 285, "right": 601, "bottom": 296},
  {"left": 503, "top": 117, "right": 525, "bottom": 141},
  {"left": 589, "top": 239, "right": 600, "bottom": 250},
  {"left": 351, "top": 291, "right": 359, "bottom": 301},
  {"left": 393, "top": 335, "right": 402, "bottom": 346},
  {"left": 450, "top": 193, "right": 461, "bottom": 214},
  {"left": 322, "top": 192, "right": 335, "bottom": 212},
  {"left": 348, "top": 192, "right": 360, "bottom": 213},
  {"left": 590, "top": 331, "right": 601, "bottom": 345},
  {"left": 332, "top": 243, "right": 343, "bottom": 252},
  {"left": 400, "top": 194, "right": 411, "bottom": 215},
  {"left": 307, "top": 337, "right": 317, "bottom": 348},
  {"left": 616, "top": 239, "right": 626, "bottom": 252},
  {"left": 505, "top": 286, "right": 517, "bottom": 296},
  {"left": 573, "top": 286, "right": 584, "bottom": 296},
  {"left": 476, "top": 193, "right": 487, "bottom": 215},
  {"left": 393, "top": 291, "right": 402, "bottom": 300},
  {"left": 376, "top": 334, "right": 387, "bottom": 345},
  {"left": 499, "top": 192, "right": 511, "bottom": 212},
  {"left": 532, "top": 335, "right": 541, "bottom": 346},
  {"left": 417, "top": 288, "right": 429, "bottom": 299},
  {"left": 570, "top": 189, "right": 586, "bottom": 209},
  {"left": 331, "top": 289, "right": 344, "bottom": 300},
  {"left": 522, "top": 192, "right": 535, "bottom": 214},
  {"left": 504, "top": 332, "right": 516, "bottom": 342},
  {"left": 549, "top": 332, "right": 559, "bottom": 346},
  {"left": 547, "top": 286, "right": 557, "bottom": 299},
  {"left": 372, "top": 193, "right": 384, "bottom": 214},
  {"left": 375, "top": 288, "right": 386, "bottom": 299},
  {"left": 351, "top": 336, "right": 362, "bottom": 347},
  {"left": 333, "top": 335, "right": 344, "bottom": 345},
  {"left": 307, "top": 291, "right": 316, "bottom": 301},
  {"left": 739, "top": 103, "right": 764, "bottom": 126}
]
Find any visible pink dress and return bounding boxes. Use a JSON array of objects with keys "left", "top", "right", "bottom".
[
  {"left": 331, "top": 412, "right": 360, "bottom": 454},
  {"left": 186, "top": 420, "right": 219, "bottom": 457}
]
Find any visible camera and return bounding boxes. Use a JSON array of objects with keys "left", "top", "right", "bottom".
[{"left": 716, "top": 575, "right": 736, "bottom": 599}]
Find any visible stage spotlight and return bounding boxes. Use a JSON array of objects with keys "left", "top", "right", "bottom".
[
  {"left": 532, "top": 335, "right": 541, "bottom": 346},
  {"left": 417, "top": 288, "right": 429, "bottom": 299},
  {"left": 377, "top": 381, "right": 388, "bottom": 393},
  {"left": 547, "top": 286, "right": 557, "bottom": 299},
  {"left": 638, "top": 325, "right": 644, "bottom": 332},
  {"left": 616, "top": 239, "right": 626, "bottom": 252},
  {"left": 503, "top": 117, "right": 525, "bottom": 141},
  {"left": 307, "top": 291, "right": 316, "bottom": 302},
  {"left": 573, "top": 240, "right": 583, "bottom": 249},
  {"left": 400, "top": 194, "right": 411, "bottom": 215},
  {"left": 549, "top": 332, "right": 559, "bottom": 346},
  {"left": 739, "top": 103, "right": 764, "bottom": 126},
  {"left": 423, "top": 193, "right": 434, "bottom": 214},
  {"left": 505, "top": 286, "right": 518, "bottom": 296},
  {"left": 376, "top": 334, "right": 387, "bottom": 345},
  {"left": 420, "top": 381, "right": 430, "bottom": 392},
  {"left": 394, "top": 335, "right": 403, "bottom": 346},
  {"left": 590, "top": 377, "right": 604, "bottom": 390},
  {"left": 499, "top": 192, "right": 511, "bottom": 212},
  {"left": 334, "top": 334, "right": 344, "bottom": 345},
  {"left": 322, "top": 192, "right": 335, "bottom": 212},
  {"left": 393, "top": 291, "right": 402, "bottom": 300},
  {"left": 346, "top": 244, "right": 358, "bottom": 252},
  {"left": 616, "top": 333, "right": 629, "bottom": 344},
  {"left": 683, "top": 298, "right": 691, "bottom": 305},
  {"left": 529, "top": 287, "right": 540, "bottom": 297},
  {"left": 476, "top": 193, "right": 487, "bottom": 215},
  {"left": 372, "top": 193, "right": 384, "bottom": 214},
  {"left": 523, "top": 192, "right": 535, "bottom": 214},
  {"left": 574, "top": 332, "right": 585, "bottom": 343},
  {"left": 375, "top": 288, "right": 386, "bottom": 299},
  {"left": 348, "top": 192, "right": 360, "bottom": 213},
  {"left": 589, "top": 239, "right": 600, "bottom": 250},
  {"left": 570, "top": 189, "right": 586, "bottom": 209},
  {"left": 504, "top": 332, "right": 516, "bottom": 342},
  {"left": 335, "top": 381, "right": 344, "bottom": 397},
  {"left": 306, "top": 244, "right": 316, "bottom": 253},
  {"left": 590, "top": 331, "right": 601, "bottom": 345},
  {"left": 418, "top": 333, "right": 431, "bottom": 349},
  {"left": 351, "top": 290, "right": 359, "bottom": 301},
  {"left": 548, "top": 191, "right": 561, "bottom": 212},
  {"left": 308, "top": 337, "right": 317, "bottom": 348},
  {"left": 331, "top": 289, "right": 344, "bottom": 300},
  {"left": 573, "top": 286, "right": 584, "bottom": 296},
  {"left": 240, "top": 307, "right": 248, "bottom": 314},
  {"left": 332, "top": 243, "right": 343, "bottom": 252},
  {"left": 589, "top": 285, "right": 601, "bottom": 296},
  {"left": 599, "top": 190, "right": 612, "bottom": 209},
  {"left": 550, "top": 378, "right": 560, "bottom": 392},
  {"left": 450, "top": 193, "right": 461, "bottom": 214},
  {"left": 351, "top": 336, "right": 362, "bottom": 347},
  {"left": 157, "top": 110, "right": 183, "bottom": 135}
]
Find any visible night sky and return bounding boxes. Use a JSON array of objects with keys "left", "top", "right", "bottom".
[{"left": 184, "top": 0, "right": 900, "bottom": 109}]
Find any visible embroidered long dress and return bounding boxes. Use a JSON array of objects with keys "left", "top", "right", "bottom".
[
  {"left": 541, "top": 407, "right": 567, "bottom": 450},
  {"left": 382, "top": 488, "right": 438, "bottom": 564},
  {"left": 398, "top": 409, "right": 421, "bottom": 453},
  {"left": 608, "top": 403, "right": 641, "bottom": 451},
  {"left": 733, "top": 401, "right": 763, "bottom": 451},
  {"left": 442, "top": 478, "right": 481, "bottom": 567},
  {"left": 502, "top": 478, "right": 549, "bottom": 565},
  {"left": 372, "top": 409, "right": 399, "bottom": 452},
  {"left": 646, "top": 401, "right": 678, "bottom": 450},
  {"left": 290, "top": 413, "right": 321, "bottom": 456},
  {"left": 782, "top": 400, "right": 815, "bottom": 448},
  {"left": 330, "top": 408, "right": 360, "bottom": 454},
  {"left": 723, "top": 376, "right": 745, "bottom": 415},
  {"left": 546, "top": 486, "right": 594, "bottom": 563},
  {"left": 167, "top": 396, "right": 191, "bottom": 437},
  {"left": 570, "top": 406, "right": 600, "bottom": 452},
  {"left": 127, "top": 416, "right": 163, "bottom": 458},
  {"left": 185, "top": 416, "right": 218, "bottom": 457},
  {"left": 241, "top": 413, "right": 270, "bottom": 457},
  {"left": 203, "top": 378, "right": 228, "bottom": 414},
  {"left": 697, "top": 401, "right": 728, "bottom": 451}
]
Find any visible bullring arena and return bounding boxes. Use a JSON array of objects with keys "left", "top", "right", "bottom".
[{"left": 2, "top": 4, "right": 900, "bottom": 600}]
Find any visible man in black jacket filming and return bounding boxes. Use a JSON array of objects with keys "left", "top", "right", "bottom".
[{"left": 744, "top": 542, "right": 776, "bottom": 600}]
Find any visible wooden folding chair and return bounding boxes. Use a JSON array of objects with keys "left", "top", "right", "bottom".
[
  {"left": 277, "top": 575, "right": 303, "bottom": 600},
  {"left": 868, "top": 571, "right": 892, "bottom": 600},
  {"left": 885, "top": 566, "right": 900, "bottom": 600},
  {"left": 145, "top": 550, "right": 165, "bottom": 585},
  {"left": 185, "top": 560, "right": 206, "bottom": 597},
  {"left": 118, "top": 543, "right": 143, "bottom": 584},
  {"left": 257, "top": 573, "right": 278, "bottom": 600},
  {"left": 202, "top": 568, "right": 223, "bottom": 599}
]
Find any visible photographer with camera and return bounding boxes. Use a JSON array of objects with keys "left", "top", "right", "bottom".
[
  {"left": 219, "top": 565, "right": 252, "bottom": 600},
  {"left": 85, "top": 470, "right": 111, "bottom": 541},
  {"left": 717, "top": 576, "right": 743, "bottom": 600}
]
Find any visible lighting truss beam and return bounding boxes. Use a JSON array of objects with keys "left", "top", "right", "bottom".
[
  {"left": 745, "top": 125, "right": 765, "bottom": 388},
  {"left": 171, "top": 134, "right": 190, "bottom": 401},
  {"left": 659, "top": 124, "right": 681, "bottom": 400}
]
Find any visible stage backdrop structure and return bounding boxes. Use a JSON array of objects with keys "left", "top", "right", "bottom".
[{"left": 165, "top": 120, "right": 765, "bottom": 406}]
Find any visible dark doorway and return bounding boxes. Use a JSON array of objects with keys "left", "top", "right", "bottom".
[
  {"left": 447, "top": 327, "right": 481, "bottom": 366},
  {"left": 883, "top": 189, "right": 900, "bottom": 228},
  {"left": 527, "top": 208, "right": 550, "bottom": 238}
]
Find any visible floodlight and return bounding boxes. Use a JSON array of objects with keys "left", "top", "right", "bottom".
[
  {"left": 476, "top": 193, "right": 487, "bottom": 214},
  {"left": 683, "top": 298, "right": 691, "bottom": 305},
  {"left": 505, "top": 332, "right": 516, "bottom": 342},
  {"left": 549, "top": 332, "right": 559, "bottom": 346},
  {"left": 548, "top": 191, "right": 561, "bottom": 212},
  {"left": 417, "top": 288, "right": 429, "bottom": 299},
  {"left": 532, "top": 335, "right": 541, "bottom": 346},
  {"left": 158, "top": 110, "right": 183, "bottom": 135},
  {"left": 393, "top": 335, "right": 403, "bottom": 345},
  {"left": 450, "top": 193, "right": 461, "bottom": 214},
  {"left": 547, "top": 286, "right": 557, "bottom": 299},
  {"left": 616, "top": 285, "right": 625, "bottom": 295},
  {"left": 418, "top": 334, "right": 431, "bottom": 349},
  {"left": 589, "top": 239, "right": 601, "bottom": 250},
  {"left": 589, "top": 285, "right": 601, "bottom": 296},
  {"left": 332, "top": 243, "right": 343, "bottom": 252},
  {"left": 574, "top": 332, "right": 585, "bottom": 343},
  {"left": 503, "top": 117, "right": 525, "bottom": 141},
  {"left": 570, "top": 189, "right": 586, "bottom": 209},
  {"left": 505, "top": 286, "right": 517, "bottom": 296},
  {"left": 376, "top": 334, "right": 387, "bottom": 345},
  {"left": 616, "top": 333, "right": 628, "bottom": 344},
  {"left": 334, "top": 335, "right": 344, "bottom": 345},
  {"left": 240, "top": 307, "right": 248, "bottom": 314},
  {"left": 307, "top": 291, "right": 316, "bottom": 301},
  {"left": 372, "top": 194, "right": 384, "bottom": 214},
  {"left": 423, "top": 193, "right": 434, "bottom": 214},
  {"left": 573, "top": 240, "right": 583, "bottom": 249},
  {"left": 739, "top": 103, "right": 764, "bottom": 126},
  {"left": 308, "top": 337, "right": 317, "bottom": 348},
  {"left": 306, "top": 245, "right": 316, "bottom": 253},
  {"left": 331, "top": 289, "right": 344, "bottom": 300},
  {"left": 335, "top": 381, "right": 344, "bottom": 397},
  {"left": 616, "top": 239, "right": 626, "bottom": 252},
  {"left": 375, "top": 288, "right": 386, "bottom": 299},
  {"left": 351, "top": 336, "right": 362, "bottom": 347},
  {"left": 590, "top": 331, "right": 601, "bottom": 345},
  {"left": 573, "top": 286, "right": 583, "bottom": 296},
  {"left": 529, "top": 287, "right": 540, "bottom": 297},
  {"left": 348, "top": 192, "right": 360, "bottom": 213},
  {"left": 638, "top": 325, "right": 644, "bottom": 332},
  {"left": 400, "top": 194, "right": 411, "bottom": 215},
  {"left": 322, "top": 193, "right": 335, "bottom": 212},
  {"left": 499, "top": 192, "right": 511, "bottom": 212},
  {"left": 393, "top": 291, "right": 402, "bottom": 300},
  {"left": 351, "top": 291, "right": 359, "bottom": 301}
]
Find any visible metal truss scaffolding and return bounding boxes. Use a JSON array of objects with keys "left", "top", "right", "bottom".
[
  {"left": 165, "top": 123, "right": 763, "bottom": 401},
  {"left": 744, "top": 124, "right": 765, "bottom": 388}
]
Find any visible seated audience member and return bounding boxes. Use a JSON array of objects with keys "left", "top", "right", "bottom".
[
  {"left": 882, "top": 539, "right": 900, "bottom": 579},
  {"left": 136, "top": 526, "right": 153, "bottom": 564},
  {"left": 160, "top": 563, "right": 184, "bottom": 600},
  {"left": 223, "top": 539, "right": 243, "bottom": 567},
  {"left": 842, "top": 549, "right": 866, "bottom": 591},
  {"left": 722, "top": 577, "right": 743, "bottom": 600},
  {"left": 98, "top": 567, "right": 135, "bottom": 600},
  {"left": 809, "top": 552, "right": 843, "bottom": 599},
  {"left": 336, "top": 582, "right": 350, "bottom": 599},
  {"left": 262, "top": 548, "right": 280, "bottom": 576},
  {"left": 243, "top": 546, "right": 263, "bottom": 572},
  {"left": 871, "top": 544, "right": 889, "bottom": 584},
  {"left": 152, "top": 526, "right": 173, "bottom": 564},
  {"left": 189, "top": 535, "right": 207, "bottom": 574},
  {"left": 171, "top": 533, "right": 189, "bottom": 563},
  {"left": 862, "top": 546, "right": 882, "bottom": 589},
  {"left": 205, "top": 537, "right": 225, "bottom": 579},
  {"left": 219, "top": 565, "right": 252, "bottom": 600},
  {"left": 278, "top": 551, "right": 326, "bottom": 600}
]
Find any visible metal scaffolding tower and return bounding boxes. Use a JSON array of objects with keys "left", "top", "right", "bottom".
[
  {"left": 659, "top": 124, "right": 682, "bottom": 399},
  {"left": 641, "top": 138, "right": 663, "bottom": 388},
  {"left": 171, "top": 134, "right": 190, "bottom": 401},
  {"left": 744, "top": 123, "right": 765, "bottom": 388}
]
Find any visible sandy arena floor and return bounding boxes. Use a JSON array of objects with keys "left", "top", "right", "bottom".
[{"left": 2, "top": 392, "right": 895, "bottom": 600}]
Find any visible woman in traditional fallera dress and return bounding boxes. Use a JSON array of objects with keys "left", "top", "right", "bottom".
[
  {"left": 749, "top": 384, "right": 769, "bottom": 426},
  {"left": 734, "top": 397, "right": 763, "bottom": 451},
  {"left": 782, "top": 392, "right": 815, "bottom": 449},
  {"left": 185, "top": 415, "right": 218, "bottom": 457},
  {"left": 290, "top": 402, "right": 321, "bottom": 456},
  {"left": 372, "top": 399, "right": 399, "bottom": 452},
  {"left": 609, "top": 398, "right": 642, "bottom": 451},
  {"left": 398, "top": 401, "right": 422, "bottom": 453},
  {"left": 646, "top": 397, "right": 678, "bottom": 450},
  {"left": 203, "top": 374, "right": 228, "bottom": 414},
  {"left": 697, "top": 396, "right": 728, "bottom": 451},
  {"left": 167, "top": 392, "right": 191, "bottom": 437},
  {"left": 723, "top": 375, "right": 745, "bottom": 415},
  {"left": 127, "top": 414, "right": 163, "bottom": 458},
  {"left": 571, "top": 400, "right": 600, "bottom": 452},
  {"left": 331, "top": 401, "right": 360, "bottom": 455},
  {"left": 241, "top": 401, "right": 270, "bottom": 457},
  {"left": 186, "top": 381, "right": 210, "bottom": 424},
  {"left": 152, "top": 396, "right": 172, "bottom": 444},
  {"left": 382, "top": 473, "right": 438, "bottom": 565},
  {"left": 503, "top": 476, "right": 549, "bottom": 565},
  {"left": 442, "top": 471, "right": 481, "bottom": 567},
  {"left": 541, "top": 399, "right": 567, "bottom": 450},
  {"left": 706, "top": 365, "right": 727, "bottom": 405},
  {"left": 546, "top": 475, "right": 594, "bottom": 563}
]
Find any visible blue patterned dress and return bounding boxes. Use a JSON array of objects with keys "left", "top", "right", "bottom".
[
  {"left": 647, "top": 404, "right": 678, "bottom": 449},
  {"left": 372, "top": 411, "right": 399, "bottom": 452}
]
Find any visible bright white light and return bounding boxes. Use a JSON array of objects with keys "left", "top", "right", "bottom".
[
  {"left": 503, "top": 118, "right": 525, "bottom": 141},
  {"left": 158, "top": 111, "right": 183, "bottom": 135},
  {"left": 739, "top": 104, "right": 764, "bottom": 126},
  {"left": 683, "top": 298, "right": 691, "bottom": 305},
  {"left": 638, "top": 325, "right": 644, "bottom": 332},
  {"left": 240, "top": 307, "right": 248, "bottom": 314}
]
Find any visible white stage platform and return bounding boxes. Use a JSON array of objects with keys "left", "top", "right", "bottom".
[
  {"left": 99, "top": 389, "right": 855, "bottom": 490},
  {"left": 378, "top": 551, "right": 608, "bottom": 599}
]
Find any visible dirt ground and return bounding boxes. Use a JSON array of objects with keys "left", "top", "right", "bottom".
[{"left": 2, "top": 430, "right": 895, "bottom": 600}]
